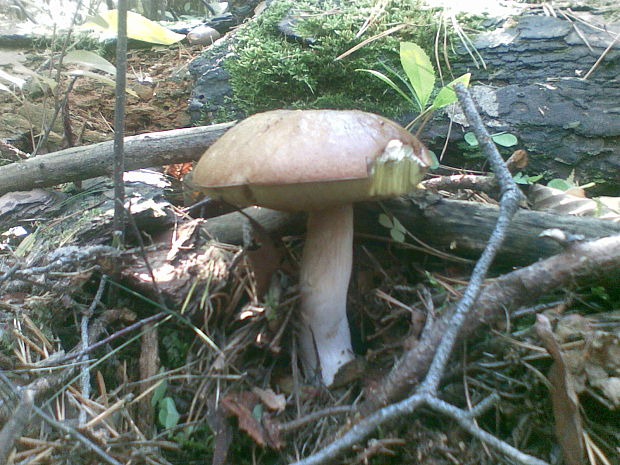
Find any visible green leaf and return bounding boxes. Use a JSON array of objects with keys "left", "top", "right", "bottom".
[
  {"left": 151, "top": 380, "right": 167, "bottom": 407},
  {"left": 399, "top": 42, "right": 435, "bottom": 111},
  {"left": 464, "top": 132, "right": 478, "bottom": 146},
  {"left": 547, "top": 178, "right": 573, "bottom": 191},
  {"left": 513, "top": 172, "right": 528, "bottom": 185},
  {"left": 378, "top": 213, "right": 394, "bottom": 229},
  {"left": 158, "top": 397, "right": 180, "bottom": 429},
  {"left": 590, "top": 286, "right": 610, "bottom": 301},
  {"left": 252, "top": 403, "right": 263, "bottom": 421},
  {"left": 80, "top": 10, "right": 185, "bottom": 45},
  {"left": 15, "top": 67, "right": 58, "bottom": 91},
  {"left": 64, "top": 50, "right": 116, "bottom": 76},
  {"left": 15, "top": 228, "right": 37, "bottom": 257},
  {"left": 356, "top": 69, "right": 415, "bottom": 107},
  {"left": 428, "top": 150, "right": 439, "bottom": 170},
  {"left": 390, "top": 228, "right": 405, "bottom": 243},
  {"left": 513, "top": 172, "right": 543, "bottom": 185},
  {"left": 379, "top": 61, "right": 418, "bottom": 103},
  {"left": 492, "top": 133, "right": 518, "bottom": 147},
  {"left": 392, "top": 217, "right": 406, "bottom": 235},
  {"left": 424, "top": 271, "right": 439, "bottom": 287},
  {"left": 432, "top": 73, "right": 471, "bottom": 109}
]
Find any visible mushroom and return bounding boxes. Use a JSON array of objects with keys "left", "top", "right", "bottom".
[{"left": 192, "top": 109, "right": 431, "bottom": 386}]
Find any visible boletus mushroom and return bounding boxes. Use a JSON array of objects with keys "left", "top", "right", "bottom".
[{"left": 193, "top": 109, "right": 431, "bottom": 386}]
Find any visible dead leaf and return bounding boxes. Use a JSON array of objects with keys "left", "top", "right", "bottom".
[
  {"left": 245, "top": 221, "right": 284, "bottom": 298},
  {"left": 536, "top": 314, "right": 585, "bottom": 465},
  {"left": 584, "top": 331, "right": 620, "bottom": 407},
  {"left": 552, "top": 313, "right": 620, "bottom": 407},
  {"left": 252, "top": 387, "right": 286, "bottom": 413},
  {"left": 221, "top": 391, "right": 283, "bottom": 449},
  {"left": 597, "top": 196, "right": 620, "bottom": 221},
  {"left": 164, "top": 162, "right": 193, "bottom": 179},
  {"left": 506, "top": 149, "right": 528, "bottom": 171},
  {"left": 529, "top": 184, "right": 620, "bottom": 221},
  {"left": 221, "top": 392, "right": 265, "bottom": 446}
]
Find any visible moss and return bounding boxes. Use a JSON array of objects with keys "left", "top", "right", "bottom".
[
  {"left": 207, "top": 98, "right": 240, "bottom": 124},
  {"left": 223, "top": 0, "right": 440, "bottom": 118}
]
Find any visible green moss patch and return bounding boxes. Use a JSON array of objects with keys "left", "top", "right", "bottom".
[{"left": 224, "top": 0, "right": 439, "bottom": 117}]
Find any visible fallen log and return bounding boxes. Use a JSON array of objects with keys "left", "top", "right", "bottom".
[
  {"left": 359, "top": 193, "right": 620, "bottom": 265},
  {"left": 198, "top": 192, "right": 620, "bottom": 266},
  {"left": 0, "top": 122, "right": 235, "bottom": 195}
]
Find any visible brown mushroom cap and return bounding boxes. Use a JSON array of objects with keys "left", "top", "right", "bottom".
[{"left": 192, "top": 109, "right": 431, "bottom": 211}]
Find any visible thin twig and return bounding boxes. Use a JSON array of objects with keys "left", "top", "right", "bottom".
[
  {"left": 291, "top": 394, "right": 426, "bottom": 465},
  {"left": 32, "top": 403, "right": 122, "bottom": 465},
  {"left": 417, "top": 83, "right": 524, "bottom": 394},
  {"left": 112, "top": 0, "right": 128, "bottom": 244},
  {"left": 79, "top": 276, "right": 107, "bottom": 424},
  {"left": 278, "top": 406, "right": 353, "bottom": 434},
  {"left": 424, "top": 396, "right": 547, "bottom": 465},
  {"left": 0, "top": 387, "right": 34, "bottom": 463},
  {"left": 52, "top": 312, "right": 166, "bottom": 365},
  {"left": 1, "top": 245, "right": 119, "bottom": 285},
  {"left": 32, "top": 0, "right": 83, "bottom": 156}
]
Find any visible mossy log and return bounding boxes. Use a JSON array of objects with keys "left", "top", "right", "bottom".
[{"left": 425, "top": 13, "right": 620, "bottom": 194}]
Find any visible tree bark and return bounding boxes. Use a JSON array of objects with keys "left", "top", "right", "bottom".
[
  {"left": 358, "top": 193, "right": 620, "bottom": 266},
  {"left": 424, "top": 13, "right": 620, "bottom": 193}
]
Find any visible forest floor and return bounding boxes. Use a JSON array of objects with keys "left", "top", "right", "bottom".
[
  {"left": 0, "top": 13, "right": 619, "bottom": 465},
  {"left": 0, "top": 42, "right": 199, "bottom": 155}
]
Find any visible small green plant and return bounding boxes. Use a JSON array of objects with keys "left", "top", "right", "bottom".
[
  {"left": 424, "top": 270, "right": 441, "bottom": 288},
  {"left": 152, "top": 379, "right": 180, "bottom": 432},
  {"left": 590, "top": 286, "right": 610, "bottom": 302},
  {"left": 378, "top": 213, "right": 407, "bottom": 243},
  {"left": 546, "top": 171, "right": 595, "bottom": 191},
  {"left": 224, "top": 0, "right": 438, "bottom": 116},
  {"left": 462, "top": 131, "right": 519, "bottom": 160},
  {"left": 513, "top": 172, "right": 543, "bottom": 185},
  {"left": 463, "top": 131, "right": 518, "bottom": 148},
  {"left": 358, "top": 42, "right": 470, "bottom": 127}
]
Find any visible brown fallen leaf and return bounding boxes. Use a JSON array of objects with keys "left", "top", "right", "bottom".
[
  {"left": 553, "top": 312, "right": 620, "bottom": 408},
  {"left": 536, "top": 314, "right": 585, "bottom": 465},
  {"left": 244, "top": 218, "right": 285, "bottom": 298},
  {"left": 506, "top": 149, "right": 529, "bottom": 171},
  {"left": 221, "top": 391, "right": 283, "bottom": 449},
  {"left": 252, "top": 387, "right": 286, "bottom": 413}
]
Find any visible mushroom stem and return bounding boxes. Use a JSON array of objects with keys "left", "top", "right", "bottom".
[{"left": 299, "top": 204, "right": 355, "bottom": 385}]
